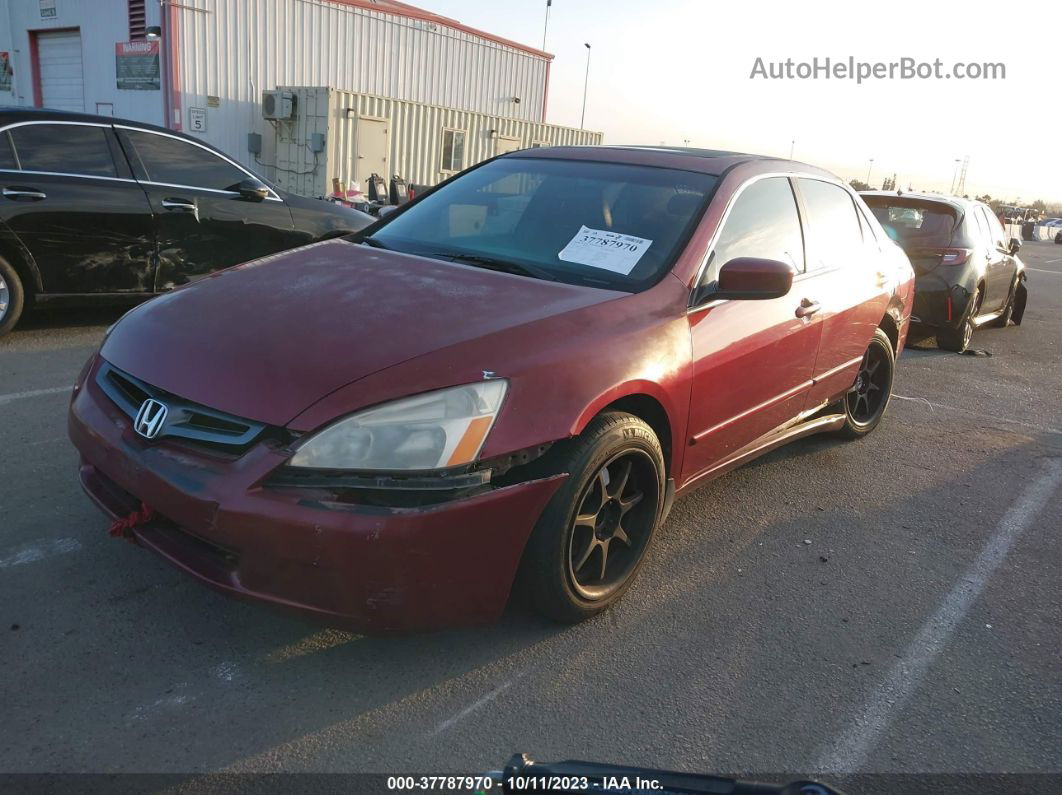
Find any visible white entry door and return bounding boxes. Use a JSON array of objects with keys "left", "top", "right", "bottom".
[
  {"left": 37, "top": 30, "right": 85, "bottom": 111},
  {"left": 355, "top": 117, "right": 390, "bottom": 185}
]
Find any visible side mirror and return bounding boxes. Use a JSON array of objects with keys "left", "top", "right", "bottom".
[
  {"left": 710, "top": 257, "right": 795, "bottom": 300},
  {"left": 1008, "top": 237, "right": 1022, "bottom": 255},
  {"left": 237, "top": 178, "right": 270, "bottom": 202},
  {"left": 376, "top": 204, "right": 398, "bottom": 219}
]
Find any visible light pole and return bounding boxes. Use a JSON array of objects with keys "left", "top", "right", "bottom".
[
  {"left": 865, "top": 158, "right": 874, "bottom": 185},
  {"left": 580, "top": 42, "right": 591, "bottom": 129},
  {"left": 789, "top": 139, "right": 795, "bottom": 159},
  {"left": 949, "top": 158, "right": 960, "bottom": 194},
  {"left": 541, "top": 0, "right": 551, "bottom": 52}
]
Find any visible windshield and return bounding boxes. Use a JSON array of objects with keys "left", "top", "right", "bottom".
[
  {"left": 864, "top": 198, "right": 958, "bottom": 247},
  {"left": 365, "top": 157, "right": 718, "bottom": 291}
]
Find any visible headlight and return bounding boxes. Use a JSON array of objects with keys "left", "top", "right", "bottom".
[{"left": 288, "top": 380, "right": 508, "bottom": 471}]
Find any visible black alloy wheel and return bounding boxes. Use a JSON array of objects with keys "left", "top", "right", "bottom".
[
  {"left": 837, "top": 327, "right": 895, "bottom": 439},
  {"left": 515, "top": 411, "right": 665, "bottom": 623},
  {"left": 567, "top": 450, "right": 657, "bottom": 601}
]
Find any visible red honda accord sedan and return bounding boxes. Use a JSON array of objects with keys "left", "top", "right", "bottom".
[{"left": 69, "top": 146, "right": 914, "bottom": 631}]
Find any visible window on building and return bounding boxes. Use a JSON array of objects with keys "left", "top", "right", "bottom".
[
  {"left": 797, "top": 178, "right": 865, "bottom": 270},
  {"left": 441, "top": 129, "right": 466, "bottom": 173},
  {"left": 10, "top": 124, "right": 117, "bottom": 178},
  {"left": 122, "top": 129, "right": 248, "bottom": 191},
  {"left": 705, "top": 177, "right": 805, "bottom": 281}
]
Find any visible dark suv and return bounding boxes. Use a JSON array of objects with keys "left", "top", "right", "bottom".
[
  {"left": 861, "top": 191, "right": 1026, "bottom": 352},
  {"left": 0, "top": 108, "right": 373, "bottom": 337}
]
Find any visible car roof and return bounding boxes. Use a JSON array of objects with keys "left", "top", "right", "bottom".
[
  {"left": 860, "top": 190, "right": 982, "bottom": 212},
  {"left": 0, "top": 106, "right": 197, "bottom": 140},
  {"left": 506, "top": 144, "right": 839, "bottom": 179}
]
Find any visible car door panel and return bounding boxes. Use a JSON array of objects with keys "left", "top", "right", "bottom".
[
  {"left": 794, "top": 179, "right": 889, "bottom": 406},
  {"left": 683, "top": 176, "right": 820, "bottom": 479},
  {"left": 116, "top": 127, "right": 300, "bottom": 289},
  {"left": 977, "top": 206, "right": 1011, "bottom": 311},
  {"left": 0, "top": 122, "right": 155, "bottom": 293},
  {"left": 143, "top": 188, "right": 299, "bottom": 289},
  {"left": 685, "top": 298, "right": 821, "bottom": 475}
]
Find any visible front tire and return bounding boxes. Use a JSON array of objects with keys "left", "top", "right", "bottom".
[
  {"left": 0, "top": 257, "right": 26, "bottom": 339},
  {"left": 988, "top": 280, "right": 1018, "bottom": 328},
  {"left": 836, "top": 327, "right": 895, "bottom": 439},
  {"left": 515, "top": 412, "right": 665, "bottom": 623}
]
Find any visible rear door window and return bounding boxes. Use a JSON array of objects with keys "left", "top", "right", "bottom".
[
  {"left": 706, "top": 176, "right": 805, "bottom": 280},
  {"left": 122, "top": 129, "right": 248, "bottom": 192},
  {"left": 9, "top": 123, "right": 117, "bottom": 178},
  {"left": 979, "top": 206, "right": 1007, "bottom": 249},
  {"left": 797, "top": 179, "right": 865, "bottom": 270}
]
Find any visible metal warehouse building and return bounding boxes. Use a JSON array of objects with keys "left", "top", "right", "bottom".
[{"left": 0, "top": 0, "right": 601, "bottom": 192}]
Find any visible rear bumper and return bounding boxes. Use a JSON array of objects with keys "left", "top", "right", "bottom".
[
  {"left": 911, "top": 272, "right": 976, "bottom": 328},
  {"left": 69, "top": 359, "right": 566, "bottom": 632}
]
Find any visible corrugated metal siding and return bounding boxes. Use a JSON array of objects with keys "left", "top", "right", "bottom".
[
  {"left": 272, "top": 87, "right": 603, "bottom": 197},
  {"left": 174, "top": 0, "right": 550, "bottom": 173}
]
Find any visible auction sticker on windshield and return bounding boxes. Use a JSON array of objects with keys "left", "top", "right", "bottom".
[{"left": 558, "top": 226, "right": 653, "bottom": 275}]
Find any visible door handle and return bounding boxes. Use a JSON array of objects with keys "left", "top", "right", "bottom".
[
  {"left": 161, "top": 198, "right": 199, "bottom": 221},
  {"left": 161, "top": 198, "right": 196, "bottom": 211},
  {"left": 795, "top": 298, "right": 821, "bottom": 318},
  {"left": 3, "top": 187, "right": 47, "bottom": 201}
]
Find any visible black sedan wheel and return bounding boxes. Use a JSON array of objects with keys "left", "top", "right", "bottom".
[
  {"left": 837, "top": 327, "right": 895, "bottom": 439},
  {"left": 0, "top": 258, "right": 26, "bottom": 339},
  {"left": 516, "top": 412, "right": 665, "bottom": 623}
]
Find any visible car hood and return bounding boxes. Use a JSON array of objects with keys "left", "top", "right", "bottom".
[{"left": 101, "top": 240, "right": 620, "bottom": 426}]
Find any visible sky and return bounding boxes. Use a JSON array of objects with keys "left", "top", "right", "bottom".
[{"left": 421, "top": 0, "right": 1061, "bottom": 205}]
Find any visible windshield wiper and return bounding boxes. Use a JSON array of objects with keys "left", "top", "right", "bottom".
[{"left": 439, "top": 253, "right": 556, "bottom": 282}]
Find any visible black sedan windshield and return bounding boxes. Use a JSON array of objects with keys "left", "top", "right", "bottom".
[{"left": 366, "top": 157, "right": 718, "bottom": 291}]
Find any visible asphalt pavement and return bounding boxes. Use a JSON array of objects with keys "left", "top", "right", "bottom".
[{"left": 1, "top": 242, "right": 1060, "bottom": 788}]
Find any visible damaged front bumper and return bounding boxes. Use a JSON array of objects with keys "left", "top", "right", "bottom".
[{"left": 68, "top": 359, "right": 566, "bottom": 632}]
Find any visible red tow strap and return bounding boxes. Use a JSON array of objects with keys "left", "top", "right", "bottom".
[{"left": 108, "top": 502, "right": 155, "bottom": 543}]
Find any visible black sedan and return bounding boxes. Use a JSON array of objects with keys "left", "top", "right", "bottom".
[
  {"left": 861, "top": 191, "right": 1026, "bottom": 352},
  {"left": 0, "top": 108, "right": 373, "bottom": 337}
]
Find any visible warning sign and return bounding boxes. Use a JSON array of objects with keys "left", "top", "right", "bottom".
[{"left": 115, "top": 40, "right": 160, "bottom": 90}]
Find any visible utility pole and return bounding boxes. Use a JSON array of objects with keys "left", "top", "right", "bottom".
[
  {"left": 580, "top": 43, "right": 591, "bottom": 129},
  {"left": 865, "top": 158, "right": 874, "bottom": 184},
  {"left": 956, "top": 155, "right": 969, "bottom": 196},
  {"left": 542, "top": 0, "right": 551, "bottom": 52}
]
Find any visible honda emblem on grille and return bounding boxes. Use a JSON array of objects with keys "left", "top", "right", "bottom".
[{"left": 134, "top": 399, "right": 168, "bottom": 440}]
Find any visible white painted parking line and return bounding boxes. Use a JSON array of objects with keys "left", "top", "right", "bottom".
[
  {"left": 1026, "top": 267, "right": 1062, "bottom": 275},
  {"left": 428, "top": 671, "right": 526, "bottom": 737},
  {"left": 0, "top": 537, "right": 83, "bottom": 569},
  {"left": 814, "top": 457, "right": 1062, "bottom": 774},
  {"left": 0, "top": 385, "right": 71, "bottom": 406}
]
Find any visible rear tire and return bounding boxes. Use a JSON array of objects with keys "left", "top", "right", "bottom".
[
  {"left": 514, "top": 412, "right": 665, "bottom": 624},
  {"left": 0, "top": 257, "right": 26, "bottom": 339},
  {"left": 938, "top": 285, "right": 981, "bottom": 352},
  {"left": 836, "top": 328, "right": 895, "bottom": 440}
]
